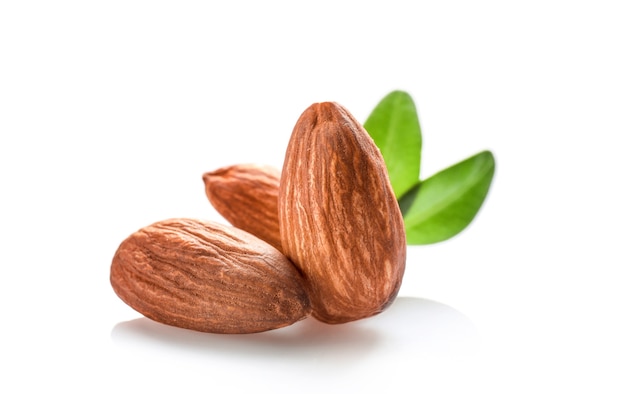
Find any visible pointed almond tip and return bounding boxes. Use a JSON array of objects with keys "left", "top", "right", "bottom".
[
  {"left": 202, "top": 172, "right": 213, "bottom": 184},
  {"left": 297, "top": 101, "right": 349, "bottom": 128},
  {"left": 318, "top": 101, "right": 339, "bottom": 109},
  {"left": 202, "top": 165, "right": 233, "bottom": 182},
  {"left": 309, "top": 101, "right": 343, "bottom": 113}
]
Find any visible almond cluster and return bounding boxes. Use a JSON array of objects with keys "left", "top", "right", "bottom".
[{"left": 110, "top": 102, "right": 407, "bottom": 334}]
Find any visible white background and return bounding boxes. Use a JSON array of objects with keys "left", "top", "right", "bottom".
[{"left": 1, "top": 1, "right": 625, "bottom": 392}]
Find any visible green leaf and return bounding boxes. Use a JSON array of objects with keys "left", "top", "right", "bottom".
[
  {"left": 400, "top": 150, "right": 496, "bottom": 245},
  {"left": 363, "top": 90, "right": 422, "bottom": 200}
]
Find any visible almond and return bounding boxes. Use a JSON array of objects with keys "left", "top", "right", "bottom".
[
  {"left": 110, "top": 218, "right": 311, "bottom": 333},
  {"left": 203, "top": 164, "right": 282, "bottom": 252},
  {"left": 279, "top": 102, "right": 406, "bottom": 324}
]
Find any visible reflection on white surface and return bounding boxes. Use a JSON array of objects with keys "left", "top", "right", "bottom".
[
  {"left": 111, "top": 296, "right": 479, "bottom": 364},
  {"left": 108, "top": 297, "right": 479, "bottom": 393}
]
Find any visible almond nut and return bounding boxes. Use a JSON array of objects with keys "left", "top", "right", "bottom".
[
  {"left": 110, "top": 218, "right": 311, "bottom": 333},
  {"left": 203, "top": 164, "right": 282, "bottom": 252},
  {"left": 279, "top": 102, "right": 406, "bottom": 324}
]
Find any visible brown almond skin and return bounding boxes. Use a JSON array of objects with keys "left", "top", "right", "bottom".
[
  {"left": 279, "top": 102, "right": 407, "bottom": 324},
  {"left": 203, "top": 164, "right": 282, "bottom": 252},
  {"left": 110, "top": 218, "right": 311, "bottom": 334}
]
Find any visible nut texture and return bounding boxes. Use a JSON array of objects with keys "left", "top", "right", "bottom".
[
  {"left": 110, "top": 218, "right": 311, "bottom": 333},
  {"left": 203, "top": 164, "right": 282, "bottom": 252},
  {"left": 279, "top": 102, "right": 407, "bottom": 324}
]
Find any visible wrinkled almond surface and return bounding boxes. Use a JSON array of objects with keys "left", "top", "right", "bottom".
[
  {"left": 279, "top": 102, "right": 407, "bottom": 324},
  {"left": 202, "top": 164, "right": 282, "bottom": 252},
  {"left": 110, "top": 218, "right": 311, "bottom": 333}
]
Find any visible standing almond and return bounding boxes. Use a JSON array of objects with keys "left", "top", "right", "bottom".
[
  {"left": 279, "top": 102, "right": 406, "bottom": 324},
  {"left": 203, "top": 164, "right": 282, "bottom": 252},
  {"left": 110, "top": 218, "right": 310, "bottom": 334}
]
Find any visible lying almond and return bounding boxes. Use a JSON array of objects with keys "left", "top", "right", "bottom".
[{"left": 110, "top": 218, "right": 311, "bottom": 333}]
